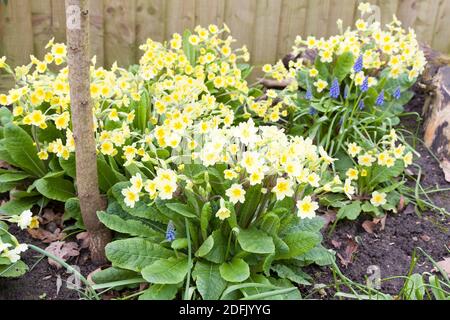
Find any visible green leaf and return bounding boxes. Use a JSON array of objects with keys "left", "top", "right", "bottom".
[
  {"left": 105, "top": 238, "right": 173, "bottom": 272},
  {"left": 0, "top": 181, "right": 20, "bottom": 193},
  {"left": 63, "top": 197, "right": 84, "bottom": 228},
  {"left": 139, "top": 284, "right": 179, "bottom": 300},
  {"left": 239, "top": 184, "right": 262, "bottom": 227},
  {"left": 0, "top": 260, "right": 28, "bottom": 277},
  {"left": 141, "top": 257, "right": 189, "bottom": 284},
  {"left": 200, "top": 202, "right": 212, "bottom": 240},
  {"left": 260, "top": 212, "right": 280, "bottom": 235},
  {"left": 337, "top": 201, "right": 362, "bottom": 221},
  {"left": 182, "top": 30, "right": 196, "bottom": 66},
  {"left": 59, "top": 156, "right": 76, "bottom": 178},
  {"left": 237, "top": 227, "right": 275, "bottom": 254},
  {"left": 195, "top": 235, "right": 214, "bottom": 257},
  {"left": 171, "top": 238, "right": 188, "bottom": 250},
  {"left": 370, "top": 161, "right": 404, "bottom": 185},
  {"left": 165, "top": 202, "right": 197, "bottom": 219},
  {"left": 278, "top": 231, "right": 321, "bottom": 260},
  {"left": 219, "top": 258, "right": 250, "bottom": 283},
  {"left": 192, "top": 261, "right": 227, "bottom": 300},
  {"left": 271, "top": 264, "right": 311, "bottom": 285},
  {"left": 0, "top": 107, "right": 13, "bottom": 125},
  {"left": 295, "top": 245, "right": 335, "bottom": 266},
  {"left": 334, "top": 51, "right": 355, "bottom": 81},
  {"left": 97, "top": 156, "right": 124, "bottom": 192},
  {"left": 0, "top": 172, "right": 31, "bottom": 183},
  {"left": 3, "top": 124, "right": 46, "bottom": 176},
  {"left": 34, "top": 177, "right": 75, "bottom": 202},
  {"left": 201, "top": 230, "right": 227, "bottom": 264},
  {"left": 0, "top": 197, "right": 39, "bottom": 215},
  {"left": 111, "top": 182, "right": 163, "bottom": 221},
  {"left": 91, "top": 267, "right": 139, "bottom": 284},
  {"left": 97, "top": 211, "right": 160, "bottom": 239}
]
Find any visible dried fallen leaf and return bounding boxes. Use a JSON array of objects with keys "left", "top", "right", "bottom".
[
  {"left": 320, "top": 210, "right": 337, "bottom": 229},
  {"left": 420, "top": 234, "right": 431, "bottom": 242},
  {"left": 331, "top": 239, "right": 342, "bottom": 249},
  {"left": 434, "top": 257, "right": 450, "bottom": 276},
  {"left": 45, "top": 241, "right": 80, "bottom": 269},
  {"left": 362, "top": 220, "right": 377, "bottom": 234},
  {"left": 397, "top": 196, "right": 406, "bottom": 212},
  {"left": 76, "top": 231, "right": 91, "bottom": 249},
  {"left": 41, "top": 208, "right": 63, "bottom": 227},
  {"left": 28, "top": 228, "right": 65, "bottom": 243},
  {"left": 337, "top": 238, "right": 358, "bottom": 267}
]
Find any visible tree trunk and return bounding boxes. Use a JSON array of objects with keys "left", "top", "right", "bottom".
[
  {"left": 420, "top": 45, "right": 450, "bottom": 182},
  {"left": 65, "top": 0, "right": 111, "bottom": 264}
]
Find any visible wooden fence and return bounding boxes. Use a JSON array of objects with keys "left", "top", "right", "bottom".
[{"left": 1, "top": 0, "right": 449, "bottom": 90}]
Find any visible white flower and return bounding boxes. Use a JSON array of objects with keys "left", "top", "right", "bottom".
[
  {"left": 272, "top": 178, "right": 294, "bottom": 201},
  {"left": 370, "top": 191, "right": 387, "bottom": 207},
  {"left": 296, "top": 196, "right": 319, "bottom": 219},
  {"left": 0, "top": 241, "right": 12, "bottom": 253},
  {"left": 14, "top": 210, "right": 33, "bottom": 230},
  {"left": 226, "top": 184, "right": 246, "bottom": 204},
  {"left": 122, "top": 186, "right": 139, "bottom": 208}
]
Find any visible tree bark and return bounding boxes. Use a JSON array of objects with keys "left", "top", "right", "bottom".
[
  {"left": 65, "top": 0, "right": 111, "bottom": 264},
  {"left": 420, "top": 45, "right": 450, "bottom": 182}
]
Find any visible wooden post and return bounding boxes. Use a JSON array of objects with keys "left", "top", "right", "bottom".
[{"left": 65, "top": 0, "right": 111, "bottom": 264}]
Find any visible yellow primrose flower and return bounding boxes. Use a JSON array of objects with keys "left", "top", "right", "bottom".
[
  {"left": 215, "top": 199, "right": 231, "bottom": 220},
  {"left": 296, "top": 195, "right": 319, "bottom": 219},
  {"left": 313, "top": 79, "right": 328, "bottom": 93},
  {"left": 348, "top": 142, "right": 362, "bottom": 157},
  {"left": 346, "top": 168, "right": 359, "bottom": 180},
  {"left": 122, "top": 186, "right": 139, "bottom": 208},
  {"left": 37, "top": 150, "right": 49, "bottom": 160},
  {"left": 272, "top": 178, "right": 294, "bottom": 201},
  {"left": 358, "top": 153, "right": 375, "bottom": 166},
  {"left": 403, "top": 152, "right": 413, "bottom": 167},
  {"left": 226, "top": 184, "right": 246, "bottom": 204},
  {"left": 370, "top": 191, "right": 387, "bottom": 207}
]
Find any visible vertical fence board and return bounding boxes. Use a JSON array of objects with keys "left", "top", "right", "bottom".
[
  {"left": 431, "top": 0, "right": 450, "bottom": 53},
  {"left": 252, "top": 0, "right": 282, "bottom": 69},
  {"left": 30, "top": 0, "right": 52, "bottom": 60},
  {"left": 136, "top": 0, "right": 166, "bottom": 56},
  {"left": 165, "top": 0, "right": 196, "bottom": 38},
  {"left": 104, "top": 0, "right": 136, "bottom": 67},
  {"left": 377, "top": 0, "right": 399, "bottom": 26},
  {"left": 195, "top": 0, "right": 225, "bottom": 27},
  {"left": 89, "top": 0, "right": 105, "bottom": 66},
  {"left": 412, "top": 0, "right": 440, "bottom": 46},
  {"left": 51, "top": 0, "right": 66, "bottom": 43},
  {"left": 224, "top": 0, "right": 257, "bottom": 52},
  {"left": 305, "top": 0, "right": 330, "bottom": 38},
  {"left": 1, "top": 0, "right": 33, "bottom": 66},
  {"left": 276, "top": 0, "right": 308, "bottom": 58},
  {"left": 327, "top": 0, "right": 357, "bottom": 35}
]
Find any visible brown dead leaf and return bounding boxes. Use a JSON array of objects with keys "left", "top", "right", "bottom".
[
  {"left": 434, "top": 257, "right": 450, "bottom": 276},
  {"left": 45, "top": 241, "right": 80, "bottom": 269},
  {"left": 331, "top": 239, "right": 342, "bottom": 249},
  {"left": 87, "top": 267, "right": 103, "bottom": 285},
  {"left": 420, "top": 234, "right": 431, "bottom": 242},
  {"left": 362, "top": 220, "right": 377, "bottom": 234},
  {"left": 76, "top": 231, "right": 91, "bottom": 249},
  {"left": 337, "top": 238, "right": 358, "bottom": 267},
  {"left": 28, "top": 228, "right": 65, "bottom": 243},
  {"left": 320, "top": 210, "right": 337, "bottom": 229},
  {"left": 41, "top": 208, "right": 63, "bottom": 227},
  {"left": 397, "top": 196, "right": 406, "bottom": 212}
]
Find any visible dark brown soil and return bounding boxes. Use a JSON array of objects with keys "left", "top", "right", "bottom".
[
  {"left": 305, "top": 89, "right": 450, "bottom": 298},
  {"left": 0, "top": 225, "right": 97, "bottom": 300}
]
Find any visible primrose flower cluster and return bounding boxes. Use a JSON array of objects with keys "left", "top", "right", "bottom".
[
  {"left": 1, "top": 210, "right": 38, "bottom": 264},
  {"left": 122, "top": 118, "right": 348, "bottom": 219},
  {"left": 255, "top": 3, "right": 426, "bottom": 155},
  {"left": 0, "top": 24, "right": 250, "bottom": 165}
]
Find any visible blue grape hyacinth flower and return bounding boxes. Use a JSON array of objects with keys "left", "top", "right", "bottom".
[
  {"left": 166, "top": 221, "right": 176, "bottom": 242},
  {"left": 344, "top": 85, "right": 349, "bottom": 99},
  {"left": 305, "top": 87, "right": 313, "bottom": 100},
  {"left": 330, "top": 78, "right": 340, "bottom": 99},
  {"left": 353, "top": 55, "right": 363, "bottom": 73},
  {"left": 309, "top": 106, "right": 317, "bottom": 115},
  {"left": 358, "top": 100, "right": 365, "bottom": 110},
  {"left": 360, "top": 77, "right": 369, "bottom": 92},
  {"left": 375, "top": 90, "right": 385, "bottom": 106},
  {"left": 393, "top": 86, "right": 401, "bottom": 100}
]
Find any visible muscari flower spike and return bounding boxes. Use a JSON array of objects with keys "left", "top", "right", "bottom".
[
  {"left": 165, "top": 220, "right": 176, "bottom": 242},
  {"left": 393, "top": 86, "right": 401, "bottom": 100},
  {"left": 344, "top": 85, "right": 349, "bottom": 99},
  {"left": 360, "top": 77, "right": 369, "bottom": 92},
  {"left": 375, "top": 90, "right": 385, "bottom": 106},
  {"left": 353, "top": 55, "right": 363, "bottom": 73},
  {"left": 358, "top": 100, "right": 365, "bottom": 110},
  {"left": 309, "top": 106, "right": 317, "bottom": 115},
  {"left": 330, "top": 78, "right": 340, "bottom": 99},
  {"left": 305, "top": 87, "right": 313, "bottom": 100}
]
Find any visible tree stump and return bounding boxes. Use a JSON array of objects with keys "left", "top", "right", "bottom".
[{"left": 421, "top": 46, "right": 450, "bottom": 182}]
